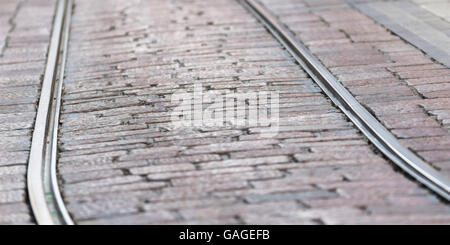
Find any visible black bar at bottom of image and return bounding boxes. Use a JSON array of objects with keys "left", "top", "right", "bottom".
[{"left": 1, "top": 225, "right": 448, "bottom": 244}]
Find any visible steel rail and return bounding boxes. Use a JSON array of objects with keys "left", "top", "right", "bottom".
[
  {"left": 27, "top": 0, "right": 74, "bottom": 225},
  {"left": 241, "top": 0, "right": 450, "bottom": 201}
]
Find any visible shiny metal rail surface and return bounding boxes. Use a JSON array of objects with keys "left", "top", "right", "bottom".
[
  {"left": 27, "top": 0, "right": 74, "bottom": 225},
  {"left": 240, "top": 0, "right": 450, "bottom": 201}
]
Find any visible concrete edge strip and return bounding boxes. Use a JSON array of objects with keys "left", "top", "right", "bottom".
[
  {"left": 240, "top": 0, "right": 450, "bottom": 201},
  {"left": 27, "top": 0, "right": 74, "bottom": 225}
]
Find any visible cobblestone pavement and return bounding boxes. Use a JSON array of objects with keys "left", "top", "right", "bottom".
[
  {"left": 260, "top": 0, "right": 450, "bottom": 180},
  {"left": 0, "top": 0, "right": 55, "bottom": 225},
  {"left": 56, "top": 0, "right": 450, "bottom": 225}
]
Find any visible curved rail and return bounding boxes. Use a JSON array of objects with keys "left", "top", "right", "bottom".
[
  {"left": 241, "top": 0, "right": 450, "bottom": 200},
  {"left": 27, "top": 0, "right": 74, "bottom": 225}
]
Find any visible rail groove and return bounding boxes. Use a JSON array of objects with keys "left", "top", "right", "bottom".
[
  {"left": 240, "top": 0, "right": 450, "bottom": 201},
  {"left": 27, "top": 0, "right": 74, "bottom": 225}
]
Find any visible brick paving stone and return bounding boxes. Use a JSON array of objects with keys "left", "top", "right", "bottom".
[
  {"left": 64, "top": 181, "right": 168, "bottom": 197},
  {"left": 0, "top": 203, "right": 33, "bottom": 225},
  {"left": 61, "top": 169, "right": 124, "bottom": 184},
  {"left": 52, "top": 0, "right": 450, "bottom": 225},
  {"left": 0, "top": 0, "right": 56, "bottom": 224}
]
